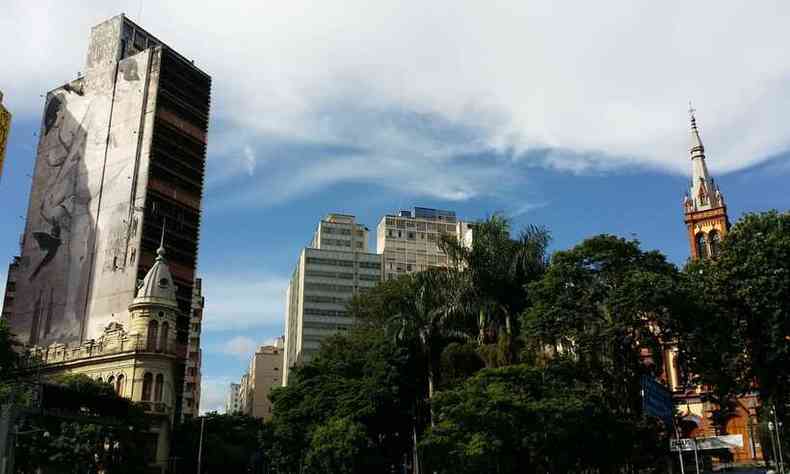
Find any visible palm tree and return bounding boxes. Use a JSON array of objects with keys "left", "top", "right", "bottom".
[{"left": 440, "top": 214, "right": 550, "bottom": 365}]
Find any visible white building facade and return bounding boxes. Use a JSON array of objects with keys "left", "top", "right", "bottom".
[
  {"left": 282, "top": 214, "right": 382, "bottom": 385},
  {"left": 376, "top": 207, "right": 473, "bottom": 280}
]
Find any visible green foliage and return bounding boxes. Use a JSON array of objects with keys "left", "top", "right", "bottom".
[
  {"left": 172, "top": 412, "right": 267, "bottom": 474},
  {"left": 14, "top": 374, "right": 147, "bottom": 474},
  {"left": 422, "top": 362, "right": 667, "bottom": 473},
  {"left": 303, "top": 417, "right": 368, "bottom": 474},
  {"left": 524, "top": 235, "right": 687, "bottom": 413},
  {"left": 267, "top": 327, "right": 418, "bottom": 473},
  {"left": 677, "top": 211, "right": 790, "bottom": 425}
]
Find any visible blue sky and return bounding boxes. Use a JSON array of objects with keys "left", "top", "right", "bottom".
[{"left": 1, "top": 1, "right": 789, "bottom": 411}]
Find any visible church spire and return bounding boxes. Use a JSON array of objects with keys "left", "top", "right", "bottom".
[
  {"left": 682, "top": 104, "right": 730, "bottom": 261},
  {"left": 685, "top": 105, "right": 722, "bottom": 212}
]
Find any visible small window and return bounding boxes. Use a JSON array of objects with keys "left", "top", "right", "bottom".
[
  {"left": 159, "top": 278, "right": 169, "bottom": 287},
  {"left": 695, "top": 233, "right": 708, "bottom": 260}
]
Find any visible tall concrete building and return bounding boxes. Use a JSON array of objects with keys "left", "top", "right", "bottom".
[
  {"left": 283, "top": 214, "right": 382, "bottom": 385},
  {"left": 240, "top": 340, "right": 284, "bottom": 420},
  {"left": 0, "top": 90, "right": 11, "bottom": 181},
  {"left": 225, "top": 382, "right": 241, "bottom": 414},
  {"left": 376, "top": 207, "right": 473, "bottom": 280},
  {"left": 181, "top": 277, "right": 204, "bottom": 420},
  {"left": 1, "top": 15, "right": 210, "bottom": 423}
]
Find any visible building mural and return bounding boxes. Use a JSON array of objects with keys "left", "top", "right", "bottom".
[{"left": 9, "top": 48, "right": 155, "bottom": 346}]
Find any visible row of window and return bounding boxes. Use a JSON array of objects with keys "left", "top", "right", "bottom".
[
  {"left": 305, "top": 257, "right": 382, "bottom": 270},
  {"left": 385, "top": 219, "right": 457, "bottom": 232},
  {"left": 387, "top": 229, "right": 449, "bottom": 242},
  {"left": 141, "top": 372, "right": 166, "bottom": 402},
  {"left": 304, "top": 283, "right": 354, "bottom": 293},
  {"left": 304, "top": 307, "right": 349, "bottom": 317},
  {"left": 146, "top": 320, "right": 170, "bottom": 352},
  {"left": 695, "top": 229, "right": 722, "bottom": 259},
  {"left": 98, "top": 374, "right": 126, "bottom": 396},
  {"left": 304, "top": 294, "right": 350, "bottom": 305},
  {"left": 305, "top": 270, "right": 355, "bottom": 280},
  {"left": 320, "top": 238, "right": 364, "bottom": 249}
]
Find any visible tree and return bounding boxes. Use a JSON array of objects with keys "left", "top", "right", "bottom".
[
  {"left": 677, "top": 211, "right": 790, "bottom": 433},
  {"left": 14, "top": 373, "right": 147, "bottom": 474},
  {"left": 524, "top": 235, "right": 687, "bottom": 415},
  {"left": 172, "top": 412, "right": 266, "bottom": 474},
  {"left": 268, "top": 327, "right": 418, "bottom": 473},
  {"left": 421, "top": 362, "right": 667, "bottom": 473},
  {"left": 440, "top": 215, "right": 550, "bottom": 366}
]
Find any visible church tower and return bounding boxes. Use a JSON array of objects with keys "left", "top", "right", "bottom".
[{"left": 683, "top": 108, "right": 729, "bottom": 260}]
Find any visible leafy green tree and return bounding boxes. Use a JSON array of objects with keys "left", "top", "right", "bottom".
[
  {"left": 677, "top": 211, "right": 790, "bottom": 436},
  {"left": 421, "top": 362, "right": 667, "bottom": 473},
  {"left": 172, "top": 412, "right": 266, "bottom": 474},
  {"left": 14, "top": 373, "right": 147, "bottom": 474},
  {"left": 524, "top": 235, "right": 687, "bottom": 414},
  {"left": 268, "top": 327, "right": 418, "bottom": 473},
  {"left": 441, "top": 215, "right": 550, "bottom": 365}
]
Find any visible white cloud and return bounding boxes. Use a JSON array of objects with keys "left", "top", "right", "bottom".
[
  {"left": 200, "top": 272, "right": 289, "bottom": 331},
  {"left": 218, "top": 336, "right": 257, "bottom": 359},
  {"left": 199, "top": 375, "right": 234, "bottom": 414},
  {"left": 3, "top": 1, "right": 790, "bottom": 207}
]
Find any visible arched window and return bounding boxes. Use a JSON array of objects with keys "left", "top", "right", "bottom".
[
  {"left": 142, "top": 373, "right": 153, "bottom": 401},
  {"left": 154, "top": 374, "right": 164, "bottom": 402},
  {"left": 107, "top": 375, "right": 115, "bottom": 387},
  {"left": 695, "top": 233, "right": 708, "bottom": 259},
  {"left": 159, "top": 322, "right": 169, "bottom": 353},
  {"left": 116, "top": 374, "right": 125, "bottom": 396},
  {"left": 147, "top": 320, "right": 159, "bottom": 351},
  {"left": 708, "top": 230, "right": 721, "bottom": 257}
]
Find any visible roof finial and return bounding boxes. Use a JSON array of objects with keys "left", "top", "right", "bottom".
[
  {"left": 157, "top": 218, "right": 166, "bottom": 261},
  {"left": 688, "top": 100, "right": 697, "bottom": 131}
]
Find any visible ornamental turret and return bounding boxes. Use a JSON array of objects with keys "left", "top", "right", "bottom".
[{"left": 129, "top": 233, "right": 178, "bottom": 354}]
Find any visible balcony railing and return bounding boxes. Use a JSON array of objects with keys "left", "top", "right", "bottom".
[{"left": 24, "top": 334, "right": 178, "bottom": 367}]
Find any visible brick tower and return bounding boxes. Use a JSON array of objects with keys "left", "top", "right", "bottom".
[{"left": 682, "top": 107, "right": 729, "bottom": 260}]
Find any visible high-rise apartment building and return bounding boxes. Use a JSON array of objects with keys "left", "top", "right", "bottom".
[
  {"left": 376, "top": 207, "right": 473, "bottom": 280},
  {"left": 225, "top": 382, "right": 241, "bottom": 414},
  {"left": 2, "top": 14, "right": 210, "bottom": 424},
  {"left": 0, "top": 90, "right": 11, "bottom": 181},
  {"left": 283, "top": 214, "right": 382, "bottom": 385},
  {"left": 241, "top": 340, "right": 284, "bottom": 420}
]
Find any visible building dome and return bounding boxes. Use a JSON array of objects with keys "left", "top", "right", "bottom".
[{"left": 132, "top": 243, "right": 178, "bottom": 308}]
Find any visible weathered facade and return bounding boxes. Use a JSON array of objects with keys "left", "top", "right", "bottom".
[{"left": 2, "top": 15, "right": 210, "bottom": 422}]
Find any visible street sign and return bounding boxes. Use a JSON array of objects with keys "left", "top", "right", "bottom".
[
  {"left": 641, "top": 375, "right": 674, "bottom": 428},
  {"left": 670, "top": 435, "right": 744, "bottom": 452}
]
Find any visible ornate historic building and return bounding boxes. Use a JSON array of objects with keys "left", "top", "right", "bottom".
[{"left": 28, "top": 241, "right": 183, "bottom": 471}]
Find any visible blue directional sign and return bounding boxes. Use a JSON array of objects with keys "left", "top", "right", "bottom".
[{"left": 641, "top": 375, "right": 674, "bottom": 428}]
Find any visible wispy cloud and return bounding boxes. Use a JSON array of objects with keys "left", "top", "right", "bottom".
[
  {"left": 200, "top": 272, "right": 289, "bottom": 331},
  {"left": 199, "top": 375, "right": 234, "bottom": 414},
  {"left": 3, "top": 0, "right": 790, "bottom": 210},
  {"left": 217, "top": 336, "right": 258, "bottom": 359}
]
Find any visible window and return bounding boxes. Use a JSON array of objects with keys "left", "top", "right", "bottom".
[
  {"left": 695, "top": 233, "right": 708, "bottom": 259},
  {"left": 116, "top": 374, "right": 125, "bottom": 395},
  {"left": 107, "top": 375, "right": 115, "bottom": 387},
  {"left": 147, "top": 321, "right": 159, "bottom": 351},
  {"left": 159, "top": 322, "right": 169, "bottom": 352},
  {"left": 708, "top": 230, "right": 721, "bottom": 257},
  {"left": 154, "top": 374, "right": 164, "bottom": 402},
  {"left": 142, "top": 373, "right": 153, "bottom": 401}
]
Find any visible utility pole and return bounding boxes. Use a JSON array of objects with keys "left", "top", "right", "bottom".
[
  {"left": 772, "top": 405, "right": 785, "bottom": 474},
  {"left": 196, "top": 417, "right": 205, "bottom": 474}
]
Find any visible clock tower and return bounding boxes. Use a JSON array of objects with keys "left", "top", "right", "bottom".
[{"left": 683, "top": 108, "right": 729, "bottom": 260}]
